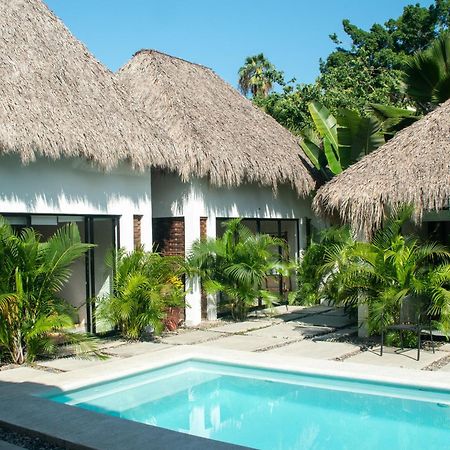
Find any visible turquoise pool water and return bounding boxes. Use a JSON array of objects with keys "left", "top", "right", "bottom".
[{"left": 45, "top": 360, "right": 450, "bottom": 449}]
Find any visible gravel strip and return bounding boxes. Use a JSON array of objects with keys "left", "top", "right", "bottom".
[
  {"left": 255, "top": 327, "right": 339, "bottom": 353},
  {"left": 0, "top": 426, "right": 63, "bottom": 450},
  {"left": 422, "top": 353, "right": 450, "bottom": 371},
  {"left": 254, "top": 338, "right": 302, "bottom": 352},
  {"left": 333, "top": 348, "right": 363, "bottom": 362},
  {"left": 0, "top": 364, "right": 20, "bottom": 371}
]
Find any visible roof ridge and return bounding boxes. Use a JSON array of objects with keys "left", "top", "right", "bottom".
[{"left": 133, "top": 49, "right": 214, "bottom": 72}]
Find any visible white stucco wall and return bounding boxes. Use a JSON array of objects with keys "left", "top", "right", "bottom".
[
  {"left": 0, "top": 155, "right": 153, "bottom": 327},
  {"left": 0, "top": 155, "right": 153, "bottom": 250},
  {"left": 152, "top": 170, "right": 322, "bottom": 325},
  {"left": 152, "top": 171, "right": 317, "bottom": 222}
]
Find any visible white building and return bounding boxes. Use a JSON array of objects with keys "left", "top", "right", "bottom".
[
  {"left": 1, "top": 1, "right": 320, "bottom": 332},
  {"left": 0, "top": 0, "right": 172, "bottom": 331},
  {"left": 118, "top": 50, "right": 320, "bottom": 325}
]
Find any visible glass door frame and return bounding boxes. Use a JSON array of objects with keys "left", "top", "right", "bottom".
[
  {"left": 84, "top": 215, "right": 120, "bottom": 333},
  {"left": 1, "top": 212, "right": 120, "bottom": 334},
  {"left": 215, "top": 217, "right": 300, "bottom": 314}
]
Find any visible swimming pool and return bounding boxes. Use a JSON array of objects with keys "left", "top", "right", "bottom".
[{"left": 45, "top": 359, "right": 450, "bottom": 449}]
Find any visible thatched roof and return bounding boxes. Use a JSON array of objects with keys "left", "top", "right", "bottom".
[
  {"left": 313, "top": 99, "right": 450, "bottom": 235},
  {"left": 0, "top": 0, "right": 172, "bottom": 170},
  {"left": 117, "top": 49, "right": 316, "bottom": 195}
]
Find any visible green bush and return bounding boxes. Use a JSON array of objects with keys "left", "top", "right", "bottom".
[
  {"left": 295, "top": 226, "right": 352, "bottom": 305},
  {"left": 0, "top": 217, "right": 95, "bottom": 364},
  {"left": 188, "top": 219, "right": 292, "bottom": 321},
  {"left": 322, "top": 207, "right": 450, "bottom": 336},
  {"left": 384, "top": 331, "right": 418, "bottom": 348},
  {"left": 95, "top": 248, "right": 186, "bottom": 339}
]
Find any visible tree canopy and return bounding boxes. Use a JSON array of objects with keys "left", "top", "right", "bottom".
[
  {"left": 320, "top": 0, "right": 450, "bottom": 113},
  {"left": 246, "top": 0, "right": 450, "bottom": 134}
]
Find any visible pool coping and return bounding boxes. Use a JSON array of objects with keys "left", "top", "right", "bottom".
[{"left": 1, "top": 345, "right": 450, "bottom": 449}]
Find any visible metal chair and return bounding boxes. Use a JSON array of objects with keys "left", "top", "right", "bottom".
[{"left": 380, "top": 295, "right": 435, "bottom": 361}]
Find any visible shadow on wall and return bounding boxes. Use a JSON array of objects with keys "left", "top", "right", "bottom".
[
  {"left": 151, "top": 169, "right": 315, "bottom": 220},
  {"left": 0, "top": 155, "right": 151, "bottom": 213}
]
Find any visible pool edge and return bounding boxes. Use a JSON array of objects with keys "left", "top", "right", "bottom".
[{"left": 1, "top": 345, "right": 450, "bottom": 450}]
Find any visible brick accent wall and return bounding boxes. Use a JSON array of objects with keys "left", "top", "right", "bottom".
[
  {"left": 200, "top": 217, "right": 207, "bottom": 240},
  {"left": 153, "top": 217, "right": 186, "bottom": 322},
  {"left": 133, "top": 215, "right": 142, "bottom": 249},
  {"left": 152, "top": 217, "right": 185, "bottom": 256}
]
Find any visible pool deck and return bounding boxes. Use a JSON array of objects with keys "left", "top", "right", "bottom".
[{"left": 1, "top": 305, "right": 450, "bottom": 449}]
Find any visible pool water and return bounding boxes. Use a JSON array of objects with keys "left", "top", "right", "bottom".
[{"left": 45, "top": 360, "right": 450, "bottom": 449}]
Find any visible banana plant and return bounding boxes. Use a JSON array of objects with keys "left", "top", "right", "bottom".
[
  {"left": 300, "top": 101, "right": 341, "bottom": 179},
  {"left": 337, "top": 109, "right": 385, "bottom": 167},
  {"left": 367, "top": 103, "right": 419, "bottom": 138},
  {"left": 300, "top": 100, "right": 385, "bottom": 181}
]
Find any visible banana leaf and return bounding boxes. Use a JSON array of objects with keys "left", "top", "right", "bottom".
[
  {"left": 300, "top": 137, "right": 323, "bottom": 171},
  {"left": 308, "top": 101, "right": 339, "bottom": 150},
  {"left": 338, "top": 109, "right": 385, "bottom": 167},
  {"left": 323, "top": 136, "right": 342, "bottom": 175}
]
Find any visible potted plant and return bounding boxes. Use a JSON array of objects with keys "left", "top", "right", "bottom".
[
  {"left": 162, "top": 275, "right": 186, "bottom": 331},
  {"left": 96, "top": 249, "right": 187, "bottom": 338}
]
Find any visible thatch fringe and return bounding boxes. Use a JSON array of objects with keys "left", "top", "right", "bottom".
[
  {"left": 313, "top": 98, "right": 450, "bottom": 236},
  {"left": 117, "top": 49, "right": 317, "bottom": 195},
  {"left": 0, "top": 0, "right": 173, "bottom": 171}
]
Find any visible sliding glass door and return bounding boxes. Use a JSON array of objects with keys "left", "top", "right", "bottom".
[
  {"left": 215, "top": 217, "right": 299, "bottom": 315},
  {"left": 2, "top": 214, "right": 119, "bottom": 333}
]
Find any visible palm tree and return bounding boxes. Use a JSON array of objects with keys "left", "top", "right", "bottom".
[
  {"left": 238, "top": 53, "right": 283, "bottom": 98},
  {"left": 321, "top": 207, "right": 450, "bottom": 334},
  {"left": 0, "top": 218, "right": 94, "bottom": 364},
  {"left": 405, "top": 32, "right": 450, "bottom": 112},
  {"left": 188, "top": 219, "right": 290, "bottom": 321},
  {"left": 95, "top": 249, "right": 186, "bottom": 339}
]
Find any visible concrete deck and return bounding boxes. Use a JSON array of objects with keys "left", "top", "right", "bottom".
[
  {"left": 266, "top": 340, "right": 359, "bottom": 360},
  {"left": 2, "top": 305, "right": 446, "bottom": 375},
  {"left": 1, "top": 305, "right": 449, "bottom": 449},
  {"left": 102, "top": 342, "right": 171, "bottom": 358},
  {"left": 160, "top": 329, "right": 225, "bottom": 345},
  {"left": 344, "top": 346, "right": 445, "bottom": 370},
  {"left": 201, "top": 334, "right": 292, "bottom": 351},
  {"left": 208, "top": 320, "right": 274, "bottom": 334}
]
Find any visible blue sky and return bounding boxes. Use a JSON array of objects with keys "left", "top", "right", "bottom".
[{"left": 46, "top": 0, "right": 434, "bottom": 88}]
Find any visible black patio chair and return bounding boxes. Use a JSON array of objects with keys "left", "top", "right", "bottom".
[{"left": 380, "top": 295, "right": 435, "bottom": 361}]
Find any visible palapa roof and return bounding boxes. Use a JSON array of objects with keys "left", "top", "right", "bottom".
[
  {"left": 117, "top": 49, "right": 316, "bottom": 195},
  {"left": 313, "top": 99, "right": 450, "bottom": 235},
  {"left": 0, "top": 0, "right": 172, "bottom": 170}
]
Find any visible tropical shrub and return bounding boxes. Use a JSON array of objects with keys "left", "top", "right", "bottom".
[
  {"left": 367, "top": 103, "right": 420, "bottom": 140},
  {"left": 296, "top": 226, "right": 352, "bottom": 305},
  {"left": 188, "top": 219, "right": 291, "bottom": 321},
  {"left": 95, "top": 249, "right": 186, "bottom": 339},
  {"left": 321, "top": 207, "right": 450, "bottom": 335},
  {"left": 0, "top": 218, "right": 95, "bottom": 364}
]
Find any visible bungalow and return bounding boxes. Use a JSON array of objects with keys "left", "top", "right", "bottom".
[
  {"left": 313, "top": 98, "right": 450, "bottom": 335},
  {"left": 117, "top": 50, "right": 320, "bottom": 325},
  {"left": 313, "top": 99, "right": 450, "bottom": 238},
  {"left": 1, "top": 0, "right": 320, "bottom": 332},
  {"left": 0, "top": 0, "right": 174, "bottom": 331}
]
